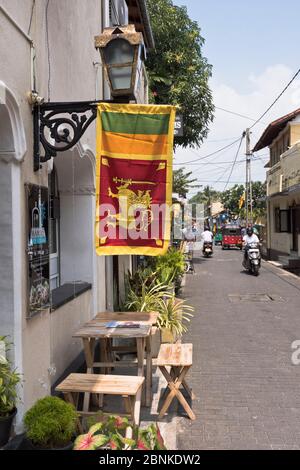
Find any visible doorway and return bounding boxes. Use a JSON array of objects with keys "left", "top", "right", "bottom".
[{"left": 291, "top": 207, "right": 300, "bottom": 253}]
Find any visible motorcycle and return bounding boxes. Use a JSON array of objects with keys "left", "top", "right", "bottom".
[
  {"left": 242, "top": 242, "right": 261, "bottom": 276},
  {"left": 203, "top": 241, "right": 213, "bottom": 258}
]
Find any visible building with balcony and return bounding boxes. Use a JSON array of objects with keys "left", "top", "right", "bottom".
[{"left": 253, "top": 108, "right": 300, "bottom": 269}]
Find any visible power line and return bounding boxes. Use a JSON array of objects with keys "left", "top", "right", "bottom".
[
  {"left": 174, "top": 70, "right": 300, "bottom": 169},
  {"left": 173, "top": 137, "right": 241, "bottom": 165},
  {"left": 191, "top": 179, "right": 248, "bottom": 184},
  {"left": 204, "top": 135, "right": 241, "bottom": 143},
  {"left": 215, "top": 106, "right": 267, "bottom": 125},
  {"left": 250, "top": 67, "right": 300, "bottom": 129},
  {"left": 223, "top": 134, "right": 245, "bottom": 191},
  {"left": 178, "top": 153, "right": 268, "bottom": 167}
]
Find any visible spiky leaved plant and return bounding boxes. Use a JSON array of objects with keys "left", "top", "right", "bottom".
[
  {"left": 156, "top": 297, "right": 194, "bottom": 336},
  {"left": 124, "top": 281, "right": 172, "bottom": 313}
]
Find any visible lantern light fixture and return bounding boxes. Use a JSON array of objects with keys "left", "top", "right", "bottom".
[
  {"left": 32, "top": 25, "right": 147, "bottom": 171},
  {"left": 95, "top": 24, "right": 146, "bottom": 100}
]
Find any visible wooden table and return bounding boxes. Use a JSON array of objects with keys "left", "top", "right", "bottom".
[
  {"left": 93, "top": 311, "right": 159, "bottom": 325},
  {"left": 73, "top": 322, "right": 153, "bottom": 411},
  {"left": 88, "top": 311, "right": 159, "bottom": 404}
]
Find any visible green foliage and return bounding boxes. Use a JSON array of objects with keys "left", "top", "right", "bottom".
[
  {"left": 152, "top": 247, "right": 185, "bottom": 284},
  {"left": 146, "top": 0, "right": 214, "bottom": 148},
  {"left": 124, "top": 281, "right": 172, "bottom": 313},
  {"left": 156, "top": 297, "right": 194, "bottom": 336},
  {"left": 125, "top": 267, "right": 157, "bottom": 298},
  {"left": 221, "top": 184, "right": 245, "bottom": 214},
  {"left": 124, "top": 248, "right": 192, "bottom": 335},
  {"left": 173, "top": 168, "right": 200, "bottom": 198},
  {"left": 221, "top": 182, "right": 266, "bottom": 220},
  {"left": 24, "top": 396, "right": 78, "bottom": 448},
  {"left": 189, "top": 185, "right": 221, "bottom": 205},
  {"left": 0, "top": 337, "right": 21, "bottom": 416},
  {"left": 73, "top": 415, "right": 166, "bottom": 450}
]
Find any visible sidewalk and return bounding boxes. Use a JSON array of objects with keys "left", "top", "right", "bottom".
[{"left": 177, "top": 248, "right": 300, "bottom": 450}]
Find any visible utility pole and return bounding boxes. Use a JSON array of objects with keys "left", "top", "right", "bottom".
[{"left": 245, "top": 128, "right": 252, "bottom": 226}]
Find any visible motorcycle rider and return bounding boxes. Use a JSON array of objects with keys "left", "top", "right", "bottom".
[
  {"left": 243, "top": 226, "right": 259, "bottom": 266},
  {"left": 201, "top": 226, "right": 214, "bottom": 254}
]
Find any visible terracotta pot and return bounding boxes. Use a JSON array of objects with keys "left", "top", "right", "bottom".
[
  {"left": 161, "top": 328, "right": 176, "bottom": 343},
  {"left": 151, "top": 328, "right": 161, "bottom": 358}
]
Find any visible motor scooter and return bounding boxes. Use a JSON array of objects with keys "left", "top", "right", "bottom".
[
  {"left": 242, "top": 242, "right": 261, "bottom": 276},
  {"left": 203, "top": 241, "right": 213, "bottom": 258}
]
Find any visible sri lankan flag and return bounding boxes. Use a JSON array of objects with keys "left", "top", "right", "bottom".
[{"left": 95, "top": 103, "right": 176, "bottom": 256}]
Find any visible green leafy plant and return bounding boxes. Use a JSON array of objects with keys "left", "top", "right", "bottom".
[
  {"left": 151, "top": 247, "right": 185, "bottom": 290},
  {"left": 124, "top": 267, "right": 157, "bottom": 298},
  {"left": 157, "top": 247, "right": 185, "bottom": 277},
  {"left": 24, "top": 396, "right": 78, "bottom": 448},
  {"left": 156, "top": 297, "right": 194, "bottom": 336},
  {"left": 73, "top": 415, "right": 166, "bottom": 450},
  {"left": 124, "top": 281, "right": 172, "bottom": 313},
  {"left": 147, "top": 0, "right": 214, "bottom": 149},
  {"left": 0, "top": 337, "right": 21, "bottom": 417}
]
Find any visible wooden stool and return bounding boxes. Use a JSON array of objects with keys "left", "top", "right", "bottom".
[
  {"left": 157, "top": 343, "right": 195, "bottom": 420},
  {"left": 55, "top": 373, "right": 145, "bottom": 430}
]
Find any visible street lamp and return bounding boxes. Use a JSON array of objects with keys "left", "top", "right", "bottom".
[
  {"left": 95, "top": 25, "right": 145, "bottom": 100},
  {"left": 33, "top": 25, "right": 146, "bottom": 170}
]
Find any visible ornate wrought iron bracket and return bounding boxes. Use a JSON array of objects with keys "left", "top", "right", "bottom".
[{"left": 33, "top": 100, "right": 112, "bottom": 171}]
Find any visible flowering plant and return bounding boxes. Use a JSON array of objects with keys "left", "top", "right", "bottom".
[{"left": 73, "top": 415, "right": 166, "bottom": 450}]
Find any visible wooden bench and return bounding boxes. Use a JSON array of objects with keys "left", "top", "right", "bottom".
[
  {"left": 55, "top": 373, "right": 145, "bottom": 429},
  {"left": 157, "top": 343, "right": 195, "bottom": 420}
]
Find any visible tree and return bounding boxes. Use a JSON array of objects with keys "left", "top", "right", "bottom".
[
  {"left": 221, "top": 184, "right": 245, "bottom": 215},
  {"left": 189, "top": 185, "right": 220, "bottom": 205},
  {"left": 146, "top": 0, "right": 214, "bottom": 148},
  {"left": 173, "top": 168, "right": 200, "bottom": 197},
  {"left": 239, "top": 181, "right": 267, "bottom": 221},
  {"left": 221, "top": 182, "right": 266, "bottom": 221}
]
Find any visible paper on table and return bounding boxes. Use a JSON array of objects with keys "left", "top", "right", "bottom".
[{"left": 105, "top": 321, "right": 141, "bottom": 328}]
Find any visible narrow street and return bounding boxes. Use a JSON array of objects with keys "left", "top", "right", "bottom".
[{"left": 177, "top": 246, "right": 300, "bottom": 450}]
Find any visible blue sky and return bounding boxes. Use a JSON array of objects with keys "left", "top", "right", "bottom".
[
  {"left": 172, "top": 0, "right": 300, "bottom": 192},
  {"left": 174, "top": 0, "right": 299, "bottom": 92}
]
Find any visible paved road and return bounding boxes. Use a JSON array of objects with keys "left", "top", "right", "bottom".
[{"left": 177, "top": 246, "right": 300, "bottom": 450}]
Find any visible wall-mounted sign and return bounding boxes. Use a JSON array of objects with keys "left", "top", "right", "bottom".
[
  {"left": 26, "top": 184, "right": 50, "bottom": 317},
  {"left": 174, "top": 114, "right": 183, "bottom": 137}
]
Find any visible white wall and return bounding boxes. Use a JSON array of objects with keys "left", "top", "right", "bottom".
[
  {"left": 0, "top": 0, "right": 108, "bottom": 418},
  {"left": 268, "top": 196, "right": 300, "bottom": 256},
  {"left": 50, "top": 290, "right": 92, "bottom": 384}
]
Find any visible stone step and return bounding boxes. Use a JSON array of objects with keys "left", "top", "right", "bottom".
[
  {"left": 278, "top": 255, "right": 300, "bottom": 268},
  {"left": 277, "top": 256, "right": 290, "bottom": 266}
]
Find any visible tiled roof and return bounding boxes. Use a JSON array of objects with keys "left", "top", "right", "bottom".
[{"left": 253, "top": 107, "right": 300, "bottom": 152}]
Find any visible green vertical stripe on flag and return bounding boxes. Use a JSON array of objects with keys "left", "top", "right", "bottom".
[{"left": 101, "top": 112, "right": 170, "bottom": 135}]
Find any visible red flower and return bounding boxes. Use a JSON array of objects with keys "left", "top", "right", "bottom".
[
  {"left": 110, "top": 440, "right": 118, "bottom": 450},
  {"left": 137, "top": 439, "right": 150, "bottom": 450}
]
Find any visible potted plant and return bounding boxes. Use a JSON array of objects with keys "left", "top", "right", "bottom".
[
  {"left": 157, "top": 297, "right": 194, "bottom": 343},
  {"left": 0, "top": 337, "right": 21, "bottom": 447},
  {"left": 124, "top": 281, "right": 172, "bottom": 314},
  {"left": 152, "top": 247, "right": 185, "bottom": 293},
  {"left": 124, "top": 281, "right": 172, "bottom": 357},
  {"left": 24, "top": 396, "right": 78, "bottom": 450},
  {"left": 73, "top": 415, "right": 166, "bottom": 450}
]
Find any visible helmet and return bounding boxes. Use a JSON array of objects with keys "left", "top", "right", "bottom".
[{"left": 247, "top": 227, "right": 253, "bottom": 236}]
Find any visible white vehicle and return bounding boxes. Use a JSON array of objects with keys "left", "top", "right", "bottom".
[{"left": 243, "top": 242, "right": 261, "bottom": 276}]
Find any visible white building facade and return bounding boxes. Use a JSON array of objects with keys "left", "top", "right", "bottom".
[{"left": 0, "top": 0, "right": 152, "bottom": 424}]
